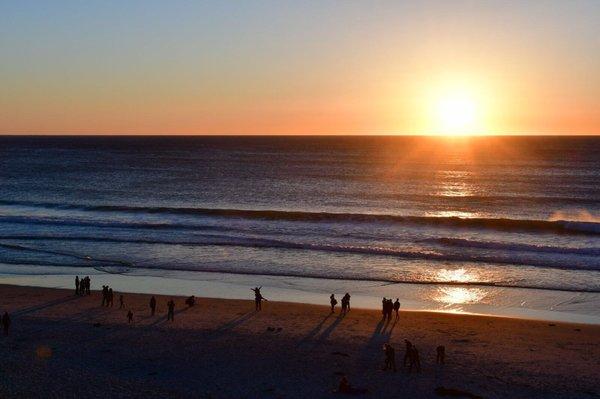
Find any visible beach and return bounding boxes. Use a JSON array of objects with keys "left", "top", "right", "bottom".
[{"left": 1, "top": 284, "right": 598, "bottom": 398}]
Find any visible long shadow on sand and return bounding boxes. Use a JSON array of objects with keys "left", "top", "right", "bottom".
[
  {"left": 212, "top": 311, "right": 257, "bottom": 334},
  {"left": 12, "top": 295, "right": 82, "bottom": 317},
  {"left": 358, "top": 317, "right": 398, "bottom": 364},
  {"left": 147, "top": 306, "right": 192, "bottom": 327}
]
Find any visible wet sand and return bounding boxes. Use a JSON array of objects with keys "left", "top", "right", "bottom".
[{"left": 0, "top": 284, "right": 599, "bottom": 398}]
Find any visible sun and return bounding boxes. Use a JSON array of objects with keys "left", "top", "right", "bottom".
[{"left": 436, "top": 95, "right": 477, "bottom": 135}]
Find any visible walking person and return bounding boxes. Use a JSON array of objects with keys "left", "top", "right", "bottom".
[
  {"left": 119, "top": 294, "right": 124, "bottom": 309},
  {"left": 330, "top": 294, "right": 337, "bottom": 314},
  {"left": 382, "top": 343, "right": 397, "bottom": 372}
]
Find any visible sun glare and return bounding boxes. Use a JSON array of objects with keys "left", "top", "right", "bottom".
[{"left": 436, "top": 95, "right": 477, "bottom": 135}]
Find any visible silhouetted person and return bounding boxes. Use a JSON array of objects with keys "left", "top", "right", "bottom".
[
  {"left": 84, "top": 276, "right": 91, "bottom": 295},
  {"left": 408, "top": 346, "right": 421, "bottom": 373},
  {"left": 381, "top": 297, "right": 387, "bottom": 316},
  {"left": 436, "top": 345, "right": 445, "bottom": 364},
  {"left": 341, "top": 293, "right": 350, "bottom": 315},
  {"left": 108, "top": 288, "right": 114, "bottom": 307},
  {"left": 383, "top": 343, "right": 397, "bottom": 372},
  {"left": 251, "top": 287, "right": 265, "bottom": 311},
  {"left": 185, "top": 296, "right": 195, "bottom": 307},
  {"left": 150, "top": 296, "right": 156, "bottom": 316},
  {"left": 101, "top": 285, "right": 108, "bottom": 307},
  {"left": 127, "top": 310, "right": 133, "bottom": 323},
  {"left": 384, "top": 299, "right": 393, "bottom": 322},
  {"left": 167, "top": 299, "right": 175, "bottom": 321},
  {"left": 393, "top": 298, "right": 400, "bottom": 319},
  {"left": 330, "top": 294, "right": 337, "bottom": 313},
  {"left": 2, "top": 312, "right": 10, "bottom": 336},
  {"left": 75, "top": 276, "right": 80, "bottom": 295},
  {"left": 119, "top": 294, "right": 124, "bottom": 309},
  {"left": 403, "top": 339, "right": 413, "bottom": 366}
]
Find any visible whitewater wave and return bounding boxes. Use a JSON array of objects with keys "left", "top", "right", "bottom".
[
  {"left": 428, "top": 237, "right": 600, "bottom": 256},
  {"left": 1, "top": 199, "right": 599, "bottom": 235},
  {"left": 1, "top": 232, "right": 598, "bottom": 271}
]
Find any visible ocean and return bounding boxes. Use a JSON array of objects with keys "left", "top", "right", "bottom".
[{"left": 1, "top": 136, "right": 599, "bottom": 320}]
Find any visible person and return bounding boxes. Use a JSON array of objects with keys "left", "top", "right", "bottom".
[
  {"left": 2, "top": 311, "right": 10, "bottom": 336},
  {"left": 150, "top": 296, "right": 156, "bottom": 316},
  {"left": 127, "top": 310, "right": 133, "bottom": 323},
  {"left": 101, "top": 285, "right": 108, "bottom": 307},
  {"left": 341, "top": 293, "right": 351, "bottom": 315},
  {"left": 381, "top": 297, "right": 387, "bottom": 317},
  {"left": 403, "top": 339, "right": 413, "bottom": 366},
  {"left": 436, "top": 345, "right": 446, "bottom": 364},
  {"left": 393, "top": 298, "right": 400, "bottom": 319},
  {"left": 75, "top": 276, "right": 80, "bottom": 296},
  {"left": 384, "top": 299, "right": 393, "bottom": 322},
  {"left": 408, "top": 346, "right": 421, "bottom": 373},
  {"left": 107, "top": 288, "right": 114, "bottom": 307},
  {"left": 84, "top": 276, "right": 91, "bottom": 295},
  {"left": 119, "top": 295, "right": 124, "bottom": 309},
  {"left": 383, "top": 343, "right": 397, "bottom": 372},
  {"left": 167, "top": 299, "right": 175, "bottom": 321},
  {"left": 330, "top": 294, "right": 337, "bottom": 313},
  {"left": 251, "top": 287, "right": 265, "bottom": 311},
  {"left": 185, "top": 295, "right": 195, "bottom": 307}
]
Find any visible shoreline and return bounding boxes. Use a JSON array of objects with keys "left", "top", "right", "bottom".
[
  {"left": 1, "top": 283, "right": 599, "bottom": 398},
  {"left": 1, "top": 268, "right": 599, "bottom": 325}
]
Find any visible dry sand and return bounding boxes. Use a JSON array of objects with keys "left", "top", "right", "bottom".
[{"left": 0, "top": 284, "right": 598, "bottom": 398}]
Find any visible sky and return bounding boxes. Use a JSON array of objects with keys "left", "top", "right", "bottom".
[{"left": 1, "top": 0, "right": 599, "bottom": 135}]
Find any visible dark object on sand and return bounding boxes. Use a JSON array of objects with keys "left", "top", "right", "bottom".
[
  {"left": 167, "top": 299, "right": 175, "bottom": 321},
  {"left": 150, "top": 296, "right": 156, "bottom": 316},
  {"left": 185, "top": 296, "right": 195, "bottom": 307},
  {"left": 93, "top": 322, "right": 101, "bottom": 327},
  {"left": 2, "top": 312, "right": 10, "bottom": 336},
  {"left": 335, "top": 376, "right": 368, "bottom": 395},
  {"left": 127, "top": 310, "right": 133, "bottom": 323},
  {"left": 436, "top": 345, "right": 446, "bottom": 364},
  {"left": 435, "top": 386, "right": 483, "bottom": 399},
  {"left": 331, "top": 351, "right": 350, "bottom": 357}
]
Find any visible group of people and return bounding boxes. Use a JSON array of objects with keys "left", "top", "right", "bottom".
[
  {"left": 381, "top": 297, "right": 401, "bottom": 321},
  {"left": 380, "top": 339, "right": 428, "bottom": 373},
  {"left": 101, "top": 285, "right": 115, "bottom": 307},
  {"left": 74, "top": 276, "right": 91, "bottom": 296},
  {"left": 329, "top": 293, "right": 351, "bottom": 315}
]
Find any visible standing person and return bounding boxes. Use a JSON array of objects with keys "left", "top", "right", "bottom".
[
  {"left": 381, "top": 297, "right": 387, "bottom": 317},
  {"left": 167, "top": 299, "right": 175, "bottom": 321},
  {"left": 251, "top": 287, "right": 265, "bottom": 311},
  {"left": 101, "top": 285, "right": 108, "bottom": 307},
  {"left": 330, "top": 294, "right": 337, "bottom": 313},
  {"left": 2, "top": 312, "right": 10, "bottom": 336},
  {"left": 75, "top": 276, "right": 80, "bottom": 296},
  {"left": 127, "top": 310, "right": 133, "bottom": 323},
  {"left": 149, "top": 296, "right": 156, "bottom": 316},
  {"left": 344, "top": 293, "right": 351, "bottom": 312},
  {"left": 382, "top": 343, "right": 397, "bottom": 372},
  {"left": 393, "top": 298, "right": 401, "bottom": 319},
  {"left": 84, "top": 276, "right": 91, "bottom": 295},
  {"left": 408, "top": 346, "right": 421, "bottom": 373},
  {"left": 119, "top": 294, "right": 124, "bottom": 309},
  {"left": 108, "top": 288, "right": 114, "bottom": 307}
]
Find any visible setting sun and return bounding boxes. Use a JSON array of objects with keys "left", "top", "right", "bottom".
[{"left": 436, "top": 94, "right": 478, "bottom": 135}]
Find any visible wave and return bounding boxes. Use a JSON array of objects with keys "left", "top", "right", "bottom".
[
  {"left": 1, "top": 232, "right": 599, "bottom": 271},
  {"left": 428, "top": 237, "right": 600, "bottom": 256},
  {"left": 1, "top": 199, "right": 599, "bottom": 235}
]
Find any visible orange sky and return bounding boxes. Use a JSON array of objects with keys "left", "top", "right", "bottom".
[{"left": 1, "top": 1, "right": 599, "bottom": 135}]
